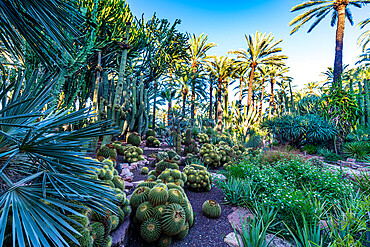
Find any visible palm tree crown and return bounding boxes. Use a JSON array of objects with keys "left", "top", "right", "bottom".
[
  {"left": 290, "top": 0, "right": 370, "bottom": 85},
  {"left": 229, "top": 31, "right": 287, "bottom": 110}
]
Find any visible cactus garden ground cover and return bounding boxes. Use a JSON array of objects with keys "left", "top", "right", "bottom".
[{"left": 2, "top": 0, "right": 370, "bottom": 247}]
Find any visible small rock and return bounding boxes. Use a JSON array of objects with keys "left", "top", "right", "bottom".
[
  {"left": 211, "top": 173, "right": 226, "bottom": 181},
  {"left": 120, "top": 168, "right": 131, "bottom": 177},
  {"left": 266, "top": 234, "right": 292, "bottom": 247},
  {"left": 133, "top": 180, "right": 145, "bottom": 187},
  {"left": 120, "top": 163, "right": 129, "bottom": 169},
  {"left": 227, "top": 207, "right": 254, "bottom": 232},
  {"left": 124, "top": 181, "right": 133, "bottom": 189},
  {"left": 224, "top": 232, "right": 243, "bottom": 247}
]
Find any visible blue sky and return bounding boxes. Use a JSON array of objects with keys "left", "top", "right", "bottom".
[{"left": 127, "top": 0, "right": 370, "bottom": 90}]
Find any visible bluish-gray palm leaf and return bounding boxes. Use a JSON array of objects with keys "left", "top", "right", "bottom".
[{"left": 0, "top": 72, "right": 119, "bottom": 247}]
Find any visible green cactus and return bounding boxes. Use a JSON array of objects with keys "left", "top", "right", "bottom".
[
  {"left": 185, "top": 129, "right": 192, "bottom": 145},
  {"left": 130, "top": 186, "right": 150, "bottom": 209},
  {"left": 202, "top": 200, "right": 221, "bottom": 219},
  {"left": 127, "top": 132, "right": 141, "bottom": 146},
  {"left": 97, "top": 144, "right": 117, "bottom": 161},
  {"left": 140, "top": 217, "right": 162, "bottom": 243},
  {"left": 183, "top": 164, "right": 212, "bottom": 192},
  {"left": 148, "top": 185, "right": 169, "bottom": 206},
  {"left": 136, "top": 201, "right": 154, "bottom": 222},
  {"left": 141, "top": 167, "right": 149, "bottom": 174},
  {"left": 161, "top": 203, "right": 186, "bottom": 236}
]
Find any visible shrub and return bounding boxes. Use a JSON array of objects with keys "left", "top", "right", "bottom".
[
  {"left": 261, "top": 114, "right": 337, "bottom": 148},
  {"left": 216, "top": 177, "right": 257, "bottom": 206},
  {"left": 261, "top": 150, "right": 303, "bottom": 165},
  {"left": 302, "top": 144, "right": 317, "bottom": 155},
  {"left": 341, "top": 141, "right": 370, "bottom": 161}
]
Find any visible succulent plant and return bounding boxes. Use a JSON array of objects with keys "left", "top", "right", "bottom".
[
  {"left": 122, "top": 144, "right": 144, "bottom": 163},
  {"left": 146, "top": 129, "right": 156, "bottom": 138},
  {"left": 146, "top": 135, "right": 161, "bottom": 147},
  {"left": 183, "top": 164, "right": 212, "bottom": 192},
  {"left": 130, "top": 181, "right": 193, "bottom": 245},
  {"left": 97, "top": 144, "right": 117, "bottom": 161},
  {"left": 156, "top": 168, "right": 187, "bottom": 187},
  {"left": 112, "top": 141, "right": 125, "bottom": 155},
  {"left": 155, "top": 160, "right": 179, "bottom": 176},
  {"left": 198, "top": 133, "right": 209, "bottom": 143},
  {"left": 202, "top": 200, "right": 221, "bottom": 219},
  {"left": 141, "top": 167, "right": 149, "bottom": 174},
  {"left": 127, "top": 132, "right": 142, "bottom": 146}
]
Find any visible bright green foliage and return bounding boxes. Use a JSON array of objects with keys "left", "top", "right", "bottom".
[
  {"left": 183, "top": 164, "right": 212, "bottom": 192},
  {"left": 130, "top": 187, "right": 150, "bottom": 209},
  {"left": 127, "top": 132, "right": 142, "bottom": 146},
  {"left": 148, "top": 185, "right": 169, "bottom": 206},
  {"left": 136, "top": 201, "right": 154, "bottom": 222},
  {"left": 202, "top": 200, "right": 221, "bottom": 219},
  {"left": 296, "top": 95, "right": 322, "bottom": 115}
]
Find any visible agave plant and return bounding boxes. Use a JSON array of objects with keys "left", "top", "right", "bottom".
[
  {"left": 341, "top": 141, "right": 370, "bottom": 161},
  {"left": 0, "top": 72, "right": 119, "bottom": 247}
]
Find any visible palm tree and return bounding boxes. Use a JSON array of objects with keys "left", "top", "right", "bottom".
[
  {"left": 229, "top": 31, "right": 287, "bottom": 112},
  {"left": 207, "top": 56, "right": 235, "bottom": 132},
  {"left": 268, "top": 65, "right": 289, "bottom": 118},
  {"left": 0, "top": 0, "right": 84, "bottom": 68},
  {"left": 256, "top": 66, "right": 271, "bottom": 121},
  {"left": 187, "top": 33, "right": 217, "bottom": 120},
  {"left": 304, "top": 81, "right": 322, "bottom": 95},
  {"left": 289, "top": 0, "right": 370, "bottom": 85}
]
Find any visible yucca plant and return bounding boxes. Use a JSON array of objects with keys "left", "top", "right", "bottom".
[
  {"left": 0, "top": 72, "right": 119, "bottom": 247},
  {"left": 341, "top": 141, "right": 370, "bottom": 161}
]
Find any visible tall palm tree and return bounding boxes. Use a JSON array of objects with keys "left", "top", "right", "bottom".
[
  {"left": 304, "top": 81, "right": 322, "bottom": 95},
  {"left": 268, "top": 65, "right": 289, "bottom": 118},
  {"left": 289, "top": 0, "right": 370, "bottom": 85},
  {"left": 187, "top": 33, "right": 217, "bottom": 120},
  {"left": 207, "top": 56, "right": 235, "bottom": 132},
  {"left": 256, "top": 66, "right": 271, "bottom": 121},
  {"left": 229, "top": 31, "right": 287, "bottom": 112}
]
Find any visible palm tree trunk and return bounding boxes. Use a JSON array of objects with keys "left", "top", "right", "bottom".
[
  {"left": 209, "top": 81, "right": 213, "bottom": 122},
  {"left": 247, "top": 65, "right": 256, "bottom": 112},
  {"left": 152, "top": 82, "right": 158, "bottom": 130},
  {"left": 239, "top": 77, "right": 244, "bottom": 110},
  {"left": 167, "top": 101, "right": 172, "bottom": 125},
  {"left": 217, "top": 78, "right": 223, "bottom": 133},
  {"left": 333, "top": 2, "right": 347, "bottom": 86},
  {"left": 224, "top": 86, "right": 228, "bottom": 115},
  {"left": 182, "top": 90, "right": 187, "bottom": 117},
  {"left": 288, "top": 80, "right": 294, "bottom": 113},
  {"left": 358, "top": 80, "right": 365, "bottom": 125},
  {"left": 191, "top": 82, "right": 195, "bottom": 120},
  {"left": 259, "top": 80, "right": 265, "bottom": 121},
  {"left": 271, "top": 78, "right": 276, "bottom": 114}
]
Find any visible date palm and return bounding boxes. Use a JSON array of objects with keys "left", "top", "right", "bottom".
[
  {"left": 206, "top": 56, "right": 235, "bottom": 132},
  {"left": 229, "top": 31, "right": 287, "bottom": 112},
  {"left": 289, "top": 0, "right": 370, "bottom": 85},
  {"left": 187, "top": 33, "right": 217, "bottom": 120},
  {"left": 268, "top": 65, "right": 289, "bottom": 119}
]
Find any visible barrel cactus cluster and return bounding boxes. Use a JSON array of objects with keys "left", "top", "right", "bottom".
[
  {"left": 129, "top": 182, "right": 194, "bottom": 245},
  {"left": 157, "top": 150, "right": 181, "bottom": 165},
  {"left": 197, "top": 133, "right": 209, "bottom": 143},
  {"left": 97, "top": 144, "right": 117, "bottom": 161},
  {"left": 199, "top": 143, "right": 221, "bottom": 167},
  {"left": 150, "top": 159, "right": 179, "bottom": 178},
  {"left": 122, "top": 144, "right": 145, "bottom": 163},
  {"left": 146, "top": 136, "right": 161, "bottom": 147},
  {"left": 66, "top": 159, "right": 131, "bottom": 247},
  {"left": 156, "top": 168, "right": 187, "bottom": 187},
  {"left": 183, "top": 164, "right": 212, "bottom": 192}
]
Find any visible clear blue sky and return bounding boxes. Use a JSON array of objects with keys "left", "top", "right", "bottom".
[{"left": 127, "top": 0, "right": 370, "bottom": 90}]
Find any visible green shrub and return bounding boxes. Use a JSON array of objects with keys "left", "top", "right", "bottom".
[
  {"left": 302, "top": 144, "right": 317, "bottom": 155},
  {"left": 341, "top": 141, "right": 370, "bottom": 161},
  {"left": 317, "top": 148, "right": 342, "bottom": 162}
]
